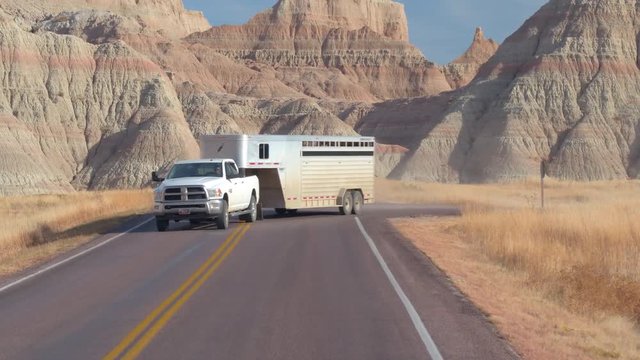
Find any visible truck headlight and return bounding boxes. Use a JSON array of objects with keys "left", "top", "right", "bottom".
[
  {"left": 207, "top": 188, "right": 223, "bottom": 198},
  {"left": 154, "top": 190, "right": 162, "bottom": 202}
]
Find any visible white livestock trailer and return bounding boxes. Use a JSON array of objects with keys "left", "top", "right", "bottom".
[{"left": 199, "top": 135, "right": 375, "bottom": 216}]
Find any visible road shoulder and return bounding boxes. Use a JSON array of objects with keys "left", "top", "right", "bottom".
[
  {"left": 392, "top": 216, "right": 640, "bottom": 360},
  {"left": 358, "top": 210, "right": 519, "bottom": 360},
  {"left": 0, "top": 215, "right": 152, "bottom": 293}
]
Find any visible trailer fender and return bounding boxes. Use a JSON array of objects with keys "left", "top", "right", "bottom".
[{"left": 337, "top": 188, "right": 348, "bottom": 205}]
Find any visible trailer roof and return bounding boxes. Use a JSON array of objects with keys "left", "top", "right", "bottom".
[
  {"left": 200, "top": 134, "right": 375, "bottom": 142},
  {"left": 174, "top": 159, "right": 233, "bottom": 165}
]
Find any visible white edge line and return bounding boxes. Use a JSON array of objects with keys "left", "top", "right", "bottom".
[
  {"left": 0, "top": 217, "right": 154, "bottom": 294},
  {"left": 355, "top": 217, "right": 444, "bottom": 360}
]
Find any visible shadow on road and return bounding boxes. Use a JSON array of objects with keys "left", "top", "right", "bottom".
[{"left": 131, "top": 204, "right": 461, "bottom": 234}]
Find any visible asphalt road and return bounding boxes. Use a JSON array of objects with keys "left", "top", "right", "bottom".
[{"left": 0, "top": 204, "right": 518, "bottom": 360}]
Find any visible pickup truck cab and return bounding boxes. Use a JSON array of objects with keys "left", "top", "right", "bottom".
[{"left": 152, "top": 159, "right": 260, "bottom": 231}]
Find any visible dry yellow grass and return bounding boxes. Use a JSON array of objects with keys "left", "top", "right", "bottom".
[
  {"left": 464, "top": 204, "right": 640, "bottom": 322},
  {"left": 378, "top": 178, "right": 640, "bottom": 359},
  {"left": 0, "top": 190, "right": 152, "bottom": 275},
  {"left": 376, "top": 177, "right": 640, "bottom": 210}
]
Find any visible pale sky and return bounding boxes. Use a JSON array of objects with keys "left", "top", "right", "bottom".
[{"left": 183, "top": 0, "right": 548, "bottom": 64}]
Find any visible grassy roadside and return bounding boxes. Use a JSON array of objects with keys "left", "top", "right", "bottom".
[
  {"left": 0, "top": 190, "right": 152, "bottom": 276},
  {"left": 377, "top": 179, "right": 640, "bottom": 359}
]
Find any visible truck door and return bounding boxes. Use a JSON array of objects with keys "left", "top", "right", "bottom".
[{"left": 225, "top": 161, "right": 246, "bottom": 211}]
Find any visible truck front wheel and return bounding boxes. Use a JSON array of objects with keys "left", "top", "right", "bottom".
[
  {"left": 156, "top": 218, "right": 169, "bottom": 232},
  {"left": 216, "top": 200, "right": 230, "bottom": 230},
  {"left": 340, "top": 191, "right": 353, "bottom": 215}
]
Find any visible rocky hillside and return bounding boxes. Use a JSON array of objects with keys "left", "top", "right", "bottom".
[
  {"left": 0, "top": 9, "right": 199, "bottom": 194},
  {"left": 0, "top": 0, "right": 210, "bottom": 37},
  {"left": 185, "top": 0, "right": 450, "bottom": 101},
  {"left": 443, "top": 27, "right": 499, "bottom": 88},
  {"left": 365, "top": 0, "right": 640, "bottom": 182},
  {"left": 6, "top": 0, "right": 633, "bottom": 193},
  {"left": 2, "top": 0, "right": 442, "bottom": 194}
]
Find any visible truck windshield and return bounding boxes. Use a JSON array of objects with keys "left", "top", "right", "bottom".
[{"left": 166, "top": 163, "right": 223, "bottom": 179}]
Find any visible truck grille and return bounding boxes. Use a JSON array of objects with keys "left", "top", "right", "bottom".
[
  {"left": 165, "top": 204, "right": 206, "bottom": 210},
  {"left": 163, "top": 186, "right": 207, "bottom": 202}
]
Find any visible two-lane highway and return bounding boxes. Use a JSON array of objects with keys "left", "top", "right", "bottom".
[{"left": 0, "top": 205, "right": 518, "bottom": 360}]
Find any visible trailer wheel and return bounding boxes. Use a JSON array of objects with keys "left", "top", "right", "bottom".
[
  {"left": 216, "top": 200, "right": 229, "bottom": 230},
  {"left": 340, "top": 191, "right": 353, "bottom": 215},
  {"left": 156, "top": 218, "right": 169, "bottom": 232},
  {"left": 352, "top": 191, "right": 363, "bottom": 215},
  {"left": 240, "top": 195, "right": 258, "bottom": 223}
]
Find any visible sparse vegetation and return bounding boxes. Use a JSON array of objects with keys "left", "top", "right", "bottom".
[
  {"left": 378, "top": 178, "right": 640, "bottom": 359},
  {"left": 0, "top": 190, "right": 152, "bottom": 275},
  {"left": 463, "top": 203, "right": 640, "bottom": 323}
]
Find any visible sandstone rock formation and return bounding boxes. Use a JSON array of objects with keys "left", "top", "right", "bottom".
[
  {"left": 372, "top": 0, "right": 640, "bottom": 182},
  {"left": 0, "top": 9, "right": 198, "bottom": 195},
  {"left": 186, "top": 0, "right": 451, "bottom": 101},
  {"left": 375, "top": 144, "right": 409, "bottom": 178},
  {"left": 0, "top": 0, "right": 209, "bottom": 37},
  {"left": 443, "top": 27, "right": 499, "bottom": 88},
  {"left": 11, "top": 0, "right": 632, "bottom": 193},
  {"left": 32, "top": 2, "right": 376, "bottom": 136}
]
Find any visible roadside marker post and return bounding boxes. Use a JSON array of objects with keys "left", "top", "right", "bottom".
[{"left": 540, "top": 160, "right": 547, "bottom": 210}]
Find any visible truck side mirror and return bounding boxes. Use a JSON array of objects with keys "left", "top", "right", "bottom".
[{"left": 152, "top": 171, "right": 164, "bottom": 182}]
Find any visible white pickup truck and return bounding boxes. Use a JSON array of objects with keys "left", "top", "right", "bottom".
[{"left": 152, "top": 159, "right": 260, "bottom": 231}]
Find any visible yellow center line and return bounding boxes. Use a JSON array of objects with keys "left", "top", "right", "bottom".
[
  {"left": 120, "top": 224, "right": 252, "bottom": 360},
  {"left": 104, "top": 224, "right": 250, "bottom": 360}
]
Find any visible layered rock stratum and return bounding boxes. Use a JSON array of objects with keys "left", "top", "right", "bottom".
[
  {"left": 0, "top": 0, "right": 462, "bottom": 194},
  {"left": 365, "top": 0, "right": 640, "bottom": 182},
  {"left": 2, "top": 0, "right": 633, "bottom": 194},
  {"left": 1, "top": 0, "right": 210, "bottom": 37},
  {"left": 0, "top": 9, "right": 200, "bottom": 194},
  {"left": 443, "top": 27, "right": 499, "bottom": 88},
  {"left": 185, "top": 0, "right": 451, "bottom": 101}
]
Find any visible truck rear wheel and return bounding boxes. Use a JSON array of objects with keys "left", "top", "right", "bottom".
[
  {"left": 240, "top": 195, "right": 257, "bottom": 223},
  {"left": 156, "top": 218, "right": 169, "bottom": 232},
  {"left": 352, "top": 191, "right": 363, "bottom": 215},
  {"left": 216, "top": 200, "right": 229, "bottom": 230},
  {"left": 340, "top": 191, "right": 353, "bottom": 215}
]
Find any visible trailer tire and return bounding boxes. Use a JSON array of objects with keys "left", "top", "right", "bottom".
[
  {"left": 352, "top": 191, "right": 363, "bottom": 215},
  {"left": 216, "top": 200, "right": 230, "bottom": 230},
  {"left": 340, "top": 191, "right": 353, "bottom": 215},
  {"left": 240, "top": 195, "right": 258, "bottom": 223},
  {"left": 156, "top": 218, "right": 169, "bottom": 232}
]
